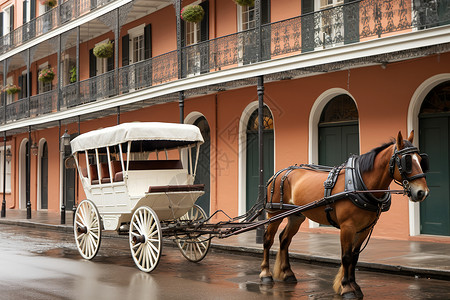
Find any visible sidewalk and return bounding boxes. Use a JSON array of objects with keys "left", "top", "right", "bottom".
[{"left": 1, "top": 209, "right": 449, "bottom": 280}]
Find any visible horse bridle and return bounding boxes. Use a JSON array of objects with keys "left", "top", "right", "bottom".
[{"left": 389, "top": 146, "right": 429, "bottom": 194}]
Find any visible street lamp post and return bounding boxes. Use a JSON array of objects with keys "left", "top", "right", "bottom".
[{"left": 60, "top": 129, "right": 70, "bottom": 224}]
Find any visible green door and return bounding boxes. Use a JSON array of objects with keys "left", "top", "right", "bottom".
[
  {"left": 419, "top": 116, "right": 450, "bottom": 236},
  {"left": 193, "top": 117, "right": 210, "bottom": 216},
  {"left": 319, "top": 123, "right": 359, "bottom": 166},
  {"left": 246, "top": 131, "right": 274, "bottom": 210}
]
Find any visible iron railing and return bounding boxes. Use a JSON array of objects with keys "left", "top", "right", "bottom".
[
  {"left": 0, "top": 0, "right": 114, "bottom": 55},
  {"left": 2, "top": 0, "right": 449, "bottom": 124}
]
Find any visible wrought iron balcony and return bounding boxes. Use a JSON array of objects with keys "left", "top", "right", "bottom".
[
  {"left": 1, "top": 0, "right": 449, "bottom": 125},
  {"left": 0, "top": 0, "right": 115, "bottom": 55}
]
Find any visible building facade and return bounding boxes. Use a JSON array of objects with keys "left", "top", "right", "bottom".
[{"left": 1, "top": 0, "right": 449, "bottom": 241}]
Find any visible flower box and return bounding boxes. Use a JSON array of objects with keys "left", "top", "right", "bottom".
[
  {"left": 40, "top": 0, "right": 57, "bottom": 8},
  {"left": 4, "top": 84, "right": 21, "bottom": 95},
  {"left": 93, "top": 42, "right": 114, "bottom": 58},
  {"left": 39, "top": 68, "right": 55, "bottom": 83},
  {"left": 234, "top": 0, "right": 255, "bottom": 6},
  {"left": 181, "top": 5, "right": 205, "bottom": 23}
]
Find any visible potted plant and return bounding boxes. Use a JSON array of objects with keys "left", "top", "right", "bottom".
[
  {"left": 39, "top": 67, "right": 55, "bottom": 83},
  {"left": 69, "top": 66, "right": 77, "bottom": 84},
  {"left": 4, "top": 84, "right": 21, "bottom": 95},
  {"left": 181, "top": 5, "right": 205, "bottom": 23},
  {"left": 40, "top": 0, "right": 57, "bottom": 8},
  {"left": 233, "top": 0, "right": 255, "bottom": 6},
  {"left": 93, "top": 41, "right": 114, "bottom": 58}
]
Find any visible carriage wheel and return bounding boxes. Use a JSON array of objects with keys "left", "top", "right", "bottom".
[
  {"left": 176, "top": 204, "right": 211, "bottom": 262},
  {"left": 129, "top": 206, "right": 162, "bottom": 272},
  {"left": 74, "top": 199, "right": 102, "bottom": 260}
]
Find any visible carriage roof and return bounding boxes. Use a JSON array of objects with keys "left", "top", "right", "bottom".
[{"left": 71, "top": 122, "right": 204, "bottom": 154}]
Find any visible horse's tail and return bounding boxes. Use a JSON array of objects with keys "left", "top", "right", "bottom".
[{"left": 333, "top": 265, "right": 344, "bottom": 294}]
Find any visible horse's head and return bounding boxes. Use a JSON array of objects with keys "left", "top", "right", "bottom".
[{"left": 389, "top": 131, "right": 430, "bottom": 202}]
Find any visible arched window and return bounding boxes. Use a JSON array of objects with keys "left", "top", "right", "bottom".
[{"left": 319, "top": 95, "right": 359, "bottom": 166}]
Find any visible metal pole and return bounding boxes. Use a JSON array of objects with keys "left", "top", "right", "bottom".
[
  {"left": 57, "top": 34, "right": 61, "bottom": 111},
  {"left": 59, "top": 121, "right": 65, "bottom": 224},
  {"left": 27, "top": 49, "right": 31, "bottom": 118},
  {"left": 179, "top": 91, "right": 184, "bottom": 124},
  {"left": 117, "top": 106, "right": 120, "bottom": 125},
  {"left": 256, "top": 75, "right": 265, "bottom": 244},
  {"left": 1, "top": 131, "right": 6, "bottom": 218},
  {"left": 26, "top": 126, "right": 31, "bottom": 219},
  {"left": 174, "top": 0, "right": 182, "bottom": 79}
]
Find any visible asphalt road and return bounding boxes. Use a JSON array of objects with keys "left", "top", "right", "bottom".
[{"left": 0, "top": 224, "right": 449, "bottom": 300}]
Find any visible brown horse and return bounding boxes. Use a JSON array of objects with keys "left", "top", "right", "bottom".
[{"left": 260, "top": 131, "right": 429, "bottom": 299}]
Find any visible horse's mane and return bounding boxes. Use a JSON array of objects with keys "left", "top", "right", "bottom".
[{"left": 358, "top": 139, "right": 414, "bottom": 173}]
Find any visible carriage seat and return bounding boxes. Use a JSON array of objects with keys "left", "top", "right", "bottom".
[
  {"left": 147, "top": 184, "right": 205, "bottom": 193},
  {"left": 90, "top": 164, "right": 99, "bottom": 184},
  {"left": 128, "top": 160, "right": 183, "bottom": 170}
]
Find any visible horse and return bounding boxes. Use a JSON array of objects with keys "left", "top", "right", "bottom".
[{"left": 259, "top": 131, "right": 429, "bottom": 299}]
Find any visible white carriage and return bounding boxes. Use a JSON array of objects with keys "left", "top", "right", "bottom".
[{"left": 71, "top": 122, "right": 210, "bottom": 272}]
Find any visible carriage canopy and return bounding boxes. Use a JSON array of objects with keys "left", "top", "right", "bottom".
[{"left": 70, "top": 122, "right": 204, "bottom": 153}]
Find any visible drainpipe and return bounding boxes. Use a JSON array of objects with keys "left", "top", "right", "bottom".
[
  {"left": 1, "top": 131, "right": 6, "bottom": 218},
  {"left": 27, "top": 126, "right": 31, "bottom": 219}
]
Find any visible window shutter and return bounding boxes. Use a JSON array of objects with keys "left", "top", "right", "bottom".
[
  {"left": 28, "top": 71, "right": 32, "bottom": 97},
  {"left": 23, "top": 1, "right": 28, "bottom": 24},
  {"left": 261, "top": 0, "right": 270, "bottom": 25},
  {"left": 301, "top": 0, "right": 314, "bottom": 14},
  {"left": 144, "top": 24, "right": 152, "bottom": 59},
  {"left": 0, "top": 12, "right": 3, "bottom": 36},
  {"left": 89, "top": 49, "right": 96, "bottom": 77},
  {"left": 30, "top": 0, "right": 36, "bottom": 20},
  {"left": 18, "top": 75, "right": 23, "bottom": 99},
  {"left": 36, "top": 69, "right": 40, "bottom": 94},
  {"left": 122, "top": 34, "right": 129, "bottom": 66},
  {"left": 107, "top": 42, "right": 114, "bottom": 71},
  {"left": 199, "top": 0, "right": 209, "bottom": 42},
  {"left": 10, "top": 5, "right": 14, "bottom": 31}
]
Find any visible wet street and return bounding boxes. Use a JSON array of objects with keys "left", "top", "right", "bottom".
[{"left": 0, "top": 224, "right": 449, "bottom": 300}]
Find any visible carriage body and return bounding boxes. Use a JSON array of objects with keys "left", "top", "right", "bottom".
[{"left": 71, "top": 122, "right": 204, "bottom": 231}]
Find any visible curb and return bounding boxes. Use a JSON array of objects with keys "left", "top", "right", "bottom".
[{"left": 1, "top": 219, "right": 449, "bottom": 280}]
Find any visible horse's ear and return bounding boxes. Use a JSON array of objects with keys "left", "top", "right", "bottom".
[
  {"left": 408, "top": 130, "right": 414, "bottom": 143},
  {"left": 396, "top": 131, "right": 404, "bottom": 149}
]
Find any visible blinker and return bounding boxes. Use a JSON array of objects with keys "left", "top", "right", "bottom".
[
  {"left": 420, "top": 153, "right": 430, "bottom": 173},
  {"left": 400, "top": 155, "right": 413, "bottom": 174}
]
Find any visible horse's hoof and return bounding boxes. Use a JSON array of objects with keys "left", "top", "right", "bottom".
[
  {"left": 354, "top": 289, "right": 363, "bottom": 299},
  {"left": 341, "top": 291, "right": 358, "bottom": 299},
  {"left": 283, "top": 275, "right": 297, "bottom": 283},
  {"left": 260, "top": 276, "right": 274, "bottom": 284}
]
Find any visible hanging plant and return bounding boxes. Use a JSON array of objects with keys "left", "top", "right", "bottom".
[
  {"left": 40, "top": 0, "right": 57, "bottom": 8},
  {"left": 93, "top": 41, "right": 114, "bottom": 58},
  {"left": 69, "top": 66, "right": 77, "bottom": 84},
  {"left": 233, "top": 0, "right": 255, "bottom": 6},
  {"left": 181, "top": 5, "right": 205, "bottom": 23},
  {"left": 39, "top": 67, "right": 55, "bottom": 83},
  {"left": 4, "top": 84, "right": 21, "bottom": 95}
]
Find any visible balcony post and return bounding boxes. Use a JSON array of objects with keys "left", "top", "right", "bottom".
[
  {"left": 115, "top": 8, "right": 120, "bottom": 96},
  {"left": 173, "top": 0, "right": 183, "bottom": 79},
  {"left": 179, "top": 91, "right": 184, "bottom": 124},
  {"left": 76, "top": 26, "right": 80, "bottom": 103},
  {"left": 27, "top": 49, "right": 31, "bottom": 117},
  {"left": 255, "top": 0, "right": 262, "bottom": 62},
  {"left": 1, "top": 131, "right": 6, "bottom": 218},
  {"left": 57, "top": 34, "right": 61, "bottom": 111},
  {"left": 3, "top": 60, "right": 6, "bottom": 124},
  {"left": 256, "top": 75, "right": 265, "bottom": 244},
  {"left": 27, "top": 126, "right": 32, "bottom": 219}
]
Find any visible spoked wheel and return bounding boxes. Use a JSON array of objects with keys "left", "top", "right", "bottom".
[
  {"left": 129, "top": 206, "right": 162, "bottom": 272},
  {"left": 176, "top": 204, "right": 211, "bottom": 262},
  {"left": 74, "top": 199, "right": 102, "bottom": 260}
]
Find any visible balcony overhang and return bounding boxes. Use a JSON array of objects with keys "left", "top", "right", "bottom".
[{"left": 2, "top": 24, "right": 450, "bottom": 136}]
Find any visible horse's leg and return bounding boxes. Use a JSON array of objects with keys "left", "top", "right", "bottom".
[
  {"left": 273, "top": 213, "right": 305, "bottom": 282},
  {"left": 334, "top": 225, "right": 358, "bottom": 299},
  {"left": 334, "top": 226, "right": 370, "bottom": 299},
  {"left": 260, "top": 218, "right": 282, "bottom": 283}
]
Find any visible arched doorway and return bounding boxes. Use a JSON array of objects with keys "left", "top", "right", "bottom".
[
  {"left": 318, "top": 94, "right": 359, "bottom": 166},
  {"left": 246, "top": 106, "right": 274, "bottom": 211},
  {"left": 40, "top": 141, "right": 48, "bottom": 210},
  {"left": 192, "top": 116, "right": 211, "bottom": 216},
  {"left": 419, "top": 81, "right": 450, "bottom": 236}
]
